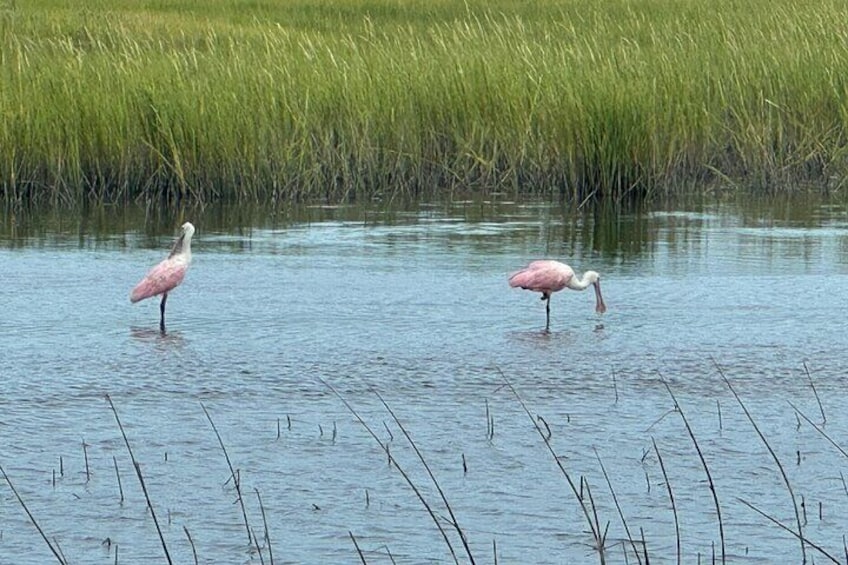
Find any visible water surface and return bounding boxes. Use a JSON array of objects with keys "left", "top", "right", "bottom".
[{"left": 1, "top": 197, "right": 847, "bottom": 564}]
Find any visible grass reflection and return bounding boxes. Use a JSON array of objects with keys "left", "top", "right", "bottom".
[{"left": 1, "top": 196, "right": 846, "bottom": 268}]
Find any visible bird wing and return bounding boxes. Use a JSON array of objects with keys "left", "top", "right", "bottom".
[
  {"left": 508, "top": 261, "right": 573, "bottom": 292},
  {"left": 130, "top": 259, "right": 187, "bottom": 303}
]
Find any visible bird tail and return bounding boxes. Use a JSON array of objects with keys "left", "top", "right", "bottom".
[
  {"left": 508, "top": 268, "right": 530, "bottom": 288},
  {"left": 130, "top": 281, "right": 152, "bottom": 303}
]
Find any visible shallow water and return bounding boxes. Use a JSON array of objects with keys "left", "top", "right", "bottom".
[{"left": 1, "top": 197, "right": 847, "bottom": 564}]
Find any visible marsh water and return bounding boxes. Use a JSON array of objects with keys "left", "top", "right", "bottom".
[{"left": 1, "top": 196, "right": 847, "bottom": 564}]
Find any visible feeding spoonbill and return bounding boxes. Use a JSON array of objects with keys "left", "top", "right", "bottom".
[
  {"left": 130, "top": 222, "right": 195, "bottom": 333},
  {"left": 509, "top": 260, "right": 606, "bottom": 330}
]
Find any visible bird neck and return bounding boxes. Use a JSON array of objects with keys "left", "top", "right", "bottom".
[
  {"left": 566, "top": 273, "right": 594, "bottom": 291},
  {"left": 169, "top": 234, "right": 192, "bottom": 260}
]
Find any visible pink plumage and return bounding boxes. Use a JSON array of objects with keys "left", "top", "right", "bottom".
[
  {"left": 508, "top": 260, "right": 575, "bottom": 294},
  {"left": 130, "top": 222, "right": 195, "bottom": 333},
  {"left": 130, "top": 259, "right": 188, "bottom": 303},
  {"left": 509, "top": 259, "right": 606, "bottom": 330}
]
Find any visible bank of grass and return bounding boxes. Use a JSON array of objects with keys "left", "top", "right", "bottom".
[{"left": 3, "top": 0, "right": 848, "bottom": 206}]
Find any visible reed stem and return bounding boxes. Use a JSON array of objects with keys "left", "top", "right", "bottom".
[
  {"left": 0, "top": 463, "right": 68, "bottom": 564},
  {"left": 200, "top": 402, "right": 253, "bottom": 545},
  {"left": 713, "top": 360, "right": 805, "bottom": 563},
  {"left": 658, "top": 374, "right": 725, "bottom": 564},
  {"left": 105, "top": 394, "right": 172, "bottom": 565}
]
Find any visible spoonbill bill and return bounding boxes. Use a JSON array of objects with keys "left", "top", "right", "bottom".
[
  {"left": 509, "top": 260, "right": 606, "bottom": 330},
  {"left": 130, "top": 222, "right": 195, "bottom": 333}
]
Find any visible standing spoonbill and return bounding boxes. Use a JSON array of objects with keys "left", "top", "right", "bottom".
[
  {"left": 130, "top": 222, "right": 195, "bottom": 333},
  {"left": 508, "top": 260, "right": 606, "bottom": 331}
]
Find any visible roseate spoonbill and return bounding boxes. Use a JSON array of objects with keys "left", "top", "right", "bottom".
[
  {"left": 130, "top": 222, "right": 195, "bottom": 333},
  {"left": 508, "top": 260, "right": 606, "bottom": 330}
]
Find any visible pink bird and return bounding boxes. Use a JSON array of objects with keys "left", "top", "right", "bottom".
[
  {"left": 509, "top": 260, "right": 606, "bottom": 330},
  {"left": 130, "top": 222, "right": 195, "bottom": 333}
]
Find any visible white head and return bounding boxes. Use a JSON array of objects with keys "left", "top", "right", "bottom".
[
  {"left": 181, "top": 222, "right": 195, "bottom": 240},
  {"left": 581, "top": 270, "right": 600, "bottom": 285}
]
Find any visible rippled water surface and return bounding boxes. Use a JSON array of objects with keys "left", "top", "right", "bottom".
[{"left": 1, "top": 198, "right": 848, "bottom": 564}]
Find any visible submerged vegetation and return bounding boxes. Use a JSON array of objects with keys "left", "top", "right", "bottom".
[{"left": 3, "top": 0, "right": 848, "bottom": 207}]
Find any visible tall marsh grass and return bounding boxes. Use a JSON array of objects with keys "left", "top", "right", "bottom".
[{"left": 3, "top": 0, "right": 848, "bottom": 206}]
